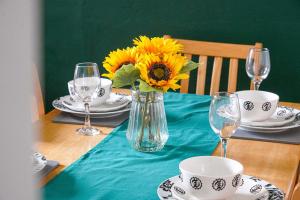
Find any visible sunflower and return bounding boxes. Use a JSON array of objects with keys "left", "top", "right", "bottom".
[
  {"left": 137, "top": 53, "right": 189, "bottom": 92},
  {"left": 133, "top": 36, "right": 183, "bottom": 55},
  {"left": 102, "top": 47, "right": 138, "bottom": 79}
]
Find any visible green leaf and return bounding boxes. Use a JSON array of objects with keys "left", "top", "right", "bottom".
[
  {"left": 112, "top": 64, "right": 140, "bottom": 88},
  {"left": 180, "top": 60, "right": 198, "bottom": 74},
  {"left": 138, "top": 79, "right": 163, "bottom": 93}
]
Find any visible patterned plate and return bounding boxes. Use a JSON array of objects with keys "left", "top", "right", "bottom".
[
  {"left": 240, "top": 107, "right": 300, "bottom": 133},
  {"left": 52, "top": 97, "right": 131, "bottom": 118},
  {"left": 157, "top": 175, "right": 284, "bottom": 200},
  {"left": 61, "top": 93, "right": 131, "bottom": 113},
  {"left": 241, "top": 106, "right": 295, "bottom": 127}
]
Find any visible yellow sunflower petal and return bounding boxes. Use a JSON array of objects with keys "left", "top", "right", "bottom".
[
  {"left": 102, "top": 73, "right": 113, "bottom": 79},
  {"left": 102, "top": 47, "right": 138, "bottom": 80},
  {"left": 174, "top": 73, "right": 189, "bottom": 80},
  {"left": 133, "top": 36, "right": 183, "bottom": 55}
]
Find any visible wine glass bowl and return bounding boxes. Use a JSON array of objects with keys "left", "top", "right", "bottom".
[
  {"left": 74, "top": 77, "right": 101, "bottom": 102},
  {"left": 73, "top": 62, "right": 101, "bottom": 136},
  {"left": 209, "top": 92, "right": 241, "bottom": 157},
  {"left": 68, "top": 78, "right": 112, "bottom": 106},
  {"left": 246, "top": 48, "right": 271, "bottom": 90}
]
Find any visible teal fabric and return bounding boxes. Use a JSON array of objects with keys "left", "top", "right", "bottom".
[{"left": 43, "top": 93, "right": 219, "bottom": 200}]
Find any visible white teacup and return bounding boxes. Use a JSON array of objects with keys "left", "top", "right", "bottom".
[
  {"left": 177, "top": 156, "right": 244, "bottom": 200},
  {"left": 68, "top": 78, "right": 112, "bottom": 106},
  {"left": 235, "top": 90, "right": 279, "bottom": 122}
]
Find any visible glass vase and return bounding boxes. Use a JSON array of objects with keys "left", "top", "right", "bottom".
[{"left": 126, "top": 90, "right": 169, "bottom": 152}]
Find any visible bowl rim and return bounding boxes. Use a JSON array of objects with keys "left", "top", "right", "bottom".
[
  {"left": 68, "top": 78, "right": 112, "bottom": 86},
  {"left": 235, "top": 90, "right": 279, "bottom": 102},
  {"left": 179, "top": 156, "right": 244, "bottom": 178}
]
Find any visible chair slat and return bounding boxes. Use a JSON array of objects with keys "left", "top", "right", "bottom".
[
  {"left": 210, "top": 57, "right": 223, "bottom": 95},
  {"left": 227, "top": 58, "right": 239, "bottom": 93},
  {"left": 196, "top": 56, "right": 208, "bottom": 95},
  {"left": 292, "top": 183, "right": 300, "bottom": 200},
  {"left": 32, "top": 65, "right": 45, "bottom": 122},
  {"left": 180, "top": 54, "right": 192, "bottom": 93}
]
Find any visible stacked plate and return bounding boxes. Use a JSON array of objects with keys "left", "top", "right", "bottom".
[
  {"left": 240, "top": 106, "right": 300, "bottom": 133},
  {"left": 52, "top": 93, "right": 131, "bottom": 118},
  {"left": 157, "top": 175, "right": 284, "bottom": 200}
]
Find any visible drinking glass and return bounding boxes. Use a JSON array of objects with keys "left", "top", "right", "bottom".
[
  {"left": 209, "top": 92, "right": 241, "bottom": 157},
  {"left": 73, "top": 62, "right": 101, "bottom": 136},
  {"left": 246, "top": 48, "right": 271, "bottom": 90}
]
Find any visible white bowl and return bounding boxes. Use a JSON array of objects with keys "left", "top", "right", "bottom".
[
  {"left": 235, "top": 90, "right": 279, "bottom": 122},
  {"left": 179, "top": 156, "right": 244, "bottom": 199},
  {"left": 68, "top": 78, "right": 112, "bottom": 106}
]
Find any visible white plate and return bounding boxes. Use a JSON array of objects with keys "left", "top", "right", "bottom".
[
  {"left": 239, "top": 126, "right": 286, "bottom": 133},
  {"left": 240, "top": 107, "right": 300, "bottom": 133},
  {"left": 52, "top": 97, "right": 131, "bottom": 118},
  {"left": 241, "top": 106, "right": 295, "bottom": 127},
  {"left": 61, "top": 93, "right": 130, "bottom": 113},
  {"left": 157, "top": 175, "right": 284, "bottom": 200}
]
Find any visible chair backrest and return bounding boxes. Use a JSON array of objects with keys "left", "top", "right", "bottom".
[
  {"left": 291, "top": 163, "right": 300, "bottom": 200},
  {"left": 292, "top": 182, "right": 300, "bottom": 200},
  {"left": 32, "top": 65, "right": 45, "bottom": 122},
  {"left": 164, "top": 35, "right": 262, "bottom": 95}
]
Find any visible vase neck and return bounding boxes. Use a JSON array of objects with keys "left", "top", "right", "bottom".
[{"left": 131, "top": 90, "right": 163, "bottom": 103}]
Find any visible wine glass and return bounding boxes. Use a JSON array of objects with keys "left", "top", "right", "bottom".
[
  {"left": 246, "top": 48, "right": 271, "bottom": 90},
  {"left": 209, "top": 92, "right": 241, "bottom": 157},
  {"left": 73, "top": 62, "right": 101, "bottom": 136}
]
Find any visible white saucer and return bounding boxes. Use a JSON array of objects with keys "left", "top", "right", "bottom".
[
  {"left": 241, "top": 106, "right": 295, "bottom": 127},
  {"left": 61, "top": 93, "right": 131, "bottom": 113},
  {"left": 52, "top": 97, "right": 131, "bottom": 118},
  {"left": 240, "top": 107, "right": 300, "bottom": 133},
  {"left": 157, "top": 175, "right": 284, "bottom": 200}
]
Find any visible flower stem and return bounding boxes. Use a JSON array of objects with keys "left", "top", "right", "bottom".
[
  {"left": 138, "top": 92, "right": 150, "bottom": 148},
  {"left": 131, "top": 82, "right": 137, "bottom": 91}
]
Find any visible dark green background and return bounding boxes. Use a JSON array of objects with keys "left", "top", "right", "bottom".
[{"left": 44, "top": 0, "right": 300, "bottom": 112}]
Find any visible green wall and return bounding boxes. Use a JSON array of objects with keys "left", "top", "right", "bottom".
[{"left": 44, "top": 0, "right": 300, "bottom": 112}]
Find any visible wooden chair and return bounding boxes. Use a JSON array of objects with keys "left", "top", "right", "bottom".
[
  {"left": 32, "top": 66, "right": 45, "bottom": 122},
  {"left": 291, "top": 163, "right": 300, "bottom": 200},
  {"left": 292, "top": 183, "right": 300, "bottom": 200},
  {"left": 164, "top": 35, "right": 262, "bottom": 95}
]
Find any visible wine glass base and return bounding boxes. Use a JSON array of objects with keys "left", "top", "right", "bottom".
[{"left": 76, "top": 127, "right": 100, "bottom": 136}]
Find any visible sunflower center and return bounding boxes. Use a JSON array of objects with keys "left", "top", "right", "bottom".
[{"left": 148, "top": 63, "right": 170, "bottom": 81}]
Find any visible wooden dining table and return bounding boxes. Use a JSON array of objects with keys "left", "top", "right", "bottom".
[{"left": 37, "top": 89, "right": 300, "bottom": 200}]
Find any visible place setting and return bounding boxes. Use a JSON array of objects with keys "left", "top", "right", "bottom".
[
  {"left": 231, "top": 90, "right": 300, "bottom": 144},
  {"left": 157, "top": 89, "right": 285, "bottom": 200},
  {"left": 225, "top": 47, "right": 300, "bottom": 144},
  {"left": 157, "top": 156, "right": 284, "bottom": 200},
  {"left": 52, "top": 62, "right": 132, "bottom": 132},
  {"left": 236, "top": 90, "right": 300, "bottom": 133}
]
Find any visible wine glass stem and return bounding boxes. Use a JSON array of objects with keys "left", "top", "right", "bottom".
[
  {"left": 221, "top": 138, "right": 228, "bottom": 158},
  {"left": 254, "top": 81, "right": 261, "bottom": 90},
  {"left": 84, "top": 103, "right": 91, "bottom": 128}
]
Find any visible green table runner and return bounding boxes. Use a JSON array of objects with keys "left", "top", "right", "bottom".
[{"left": 43, "top": 93, "right": 219, "bottom": 200}]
